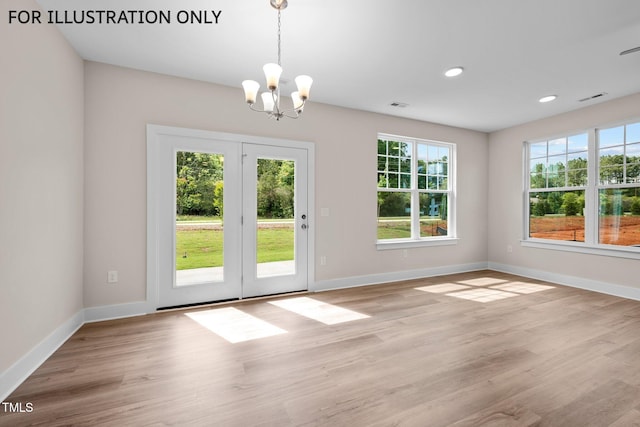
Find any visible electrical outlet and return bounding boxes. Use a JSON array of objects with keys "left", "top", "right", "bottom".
[
  {"left": 507, "top": 245, "right": 513, "bottom": 253},
  {"left": 320, "top": 256, "right": 327, "bottom": 266},
  {"left": 107, "top": 270, "right": 118, "bottom": 283}
]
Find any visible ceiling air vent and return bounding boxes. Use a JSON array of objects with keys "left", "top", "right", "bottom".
[
  {"left": 578, "top": 92, "right": 608, "bottom": 103},
  {"left": 390, "top": 102, "right": 409, "bottom": 108}
]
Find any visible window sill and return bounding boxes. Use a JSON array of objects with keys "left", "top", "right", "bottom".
[
  {"left": 377, "top": 237, "right": 459, "bottom": 251},
  {"left": 521, "top": 239, "right": 640, "bottom": 260}
]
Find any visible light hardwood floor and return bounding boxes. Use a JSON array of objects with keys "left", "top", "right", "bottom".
[{"left": 3, "top": 270, "right": 640, "bottom": 426}]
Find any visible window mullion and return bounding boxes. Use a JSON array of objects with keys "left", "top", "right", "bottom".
[
  {"left": 411, "top": 142, "right": 420, "bottom": 239},
  {"left": 585, "top": 128, "right": 598, "bottom": 244}
]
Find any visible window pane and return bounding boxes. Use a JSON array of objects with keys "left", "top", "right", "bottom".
[
  {"left": 400, "top": 174, "right": 411, "bottom": 189},
  {"left": 627, "top": 164, "right": 640, "bottom": 184},
  {"left": 377, "top": 172, "right": 388, "bottom": 188},
  {"left": 530, "top": 159, "right": 546, "bottom": 174},
  {"left": 547, "top": 155, "right": 566, "bottom": 174},
  {"left": 377, "top": 191, "right": 411, "bottom": 240},
  {"left": 599, "top": 188, "right": 640, "bottom": 246},
  {"left": 377, "top": 155, "right": 387, "bottom": 172},
  {"left": 568, "top": 169, "right": 588, "bottom": 186},
  {"left": 567, "top": 133, "right": 588, "bottom": 153},
  {"left": 418, "top": 175, "right": 427, "bottom": 189},
  {"left": 600, "top": 147, "right": 624, "bottom": 164},
  {"left": 530, "top": 173, "right": 545, "bottom": 189},
  {"left": 428, "top": 176, "right": 437, "bottom": 189},
  {"left": 417, "top": 159, "right": 426, "bottom": 174},
  {"left": 626, "top": 142, "right": 640, "bottom": 163},
  {"left": 400, "top": 142, "right": 412, "bottom": 157},
  {"left": 389, "top": 141, "right": 400, "bottom": 157},
  {"left": 438, "top": 146, "right": 449, "bottom": 162},
  {"left": 600, "top": 166, "right": 624, "bottom": 185},
  {"left": 438, "top": 176, "right": 448, "bottom": 190},
  {"left": 529, "top": 191, "right": 585, "bottom": 242},
  {"left": 547, "top": 173, "right": 562, "bottom": 188},
  {"left": 599, "top": 126, "right": 624, "bottom": 148},
  {"left": 378, "top": 139, "right": 387, "bottom": 155},
  {"left": 387, "top": 156, "right": 399, "bottom": 173},
  {"left": 567, "top": 152, "right": 588, "bottom": 186},
  {"left": 388, "top": 173, "right": 399, "bottom": 188},
  {"left": 419, "top": 193, "right": 448, "bottom": 237},
  {"left": 418, "top": 144, "right": 428, "bottom": 163},
  {"left": 530, "top": 142, "right": 547, "bottom": 159},
  {"left": 400, "top": 157, "right": 411, "bottom": 173},
  {"left": 427, "top": 145, "right": 438, "bottom": 160},
  {"left": 627, "top": 123, "right": 640, "bottom": 144},
  {"left": 548, "top": 138, "right": 566, "bottom": 155}
]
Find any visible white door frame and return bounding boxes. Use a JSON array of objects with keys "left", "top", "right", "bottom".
[
  {"left": 146, "top": 124, "right": 315, "bottom": 309},
  {"left": 241, "top": 143, "right": 309, "bottom": 298}
]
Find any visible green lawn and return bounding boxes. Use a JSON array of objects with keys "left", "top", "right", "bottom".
[
  {"left": 176, "top": 227, "right": 294, "bottom": 270},
  {"left": 377, "top": 218, "right": 447, "bottom": 239}
]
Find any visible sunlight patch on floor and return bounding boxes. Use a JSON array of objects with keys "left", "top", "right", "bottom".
[
  {"left": 446, "top": 288, "right": 518, "bottom": 303},
  {"left": 415, "top": 283, "right": 471, "bottom": 293},
  {"left": 415, "top": 277, "right": 555, "bottom": 303},
  {"left": 458, "top": 277, "right": 509, "bottom": 287},
  {"left": 491, "top": 282, "right": 556, "bottom": 294},
  {"left": 269, "top": 297, "right": 370, "bottom": 325},
  {"left": 185, "top": 307, "right": 287, "bottom": 343}
]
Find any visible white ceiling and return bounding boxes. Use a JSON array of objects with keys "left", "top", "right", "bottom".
[{"left": 37, "top": 0, "right": 640, "bottom": 133}]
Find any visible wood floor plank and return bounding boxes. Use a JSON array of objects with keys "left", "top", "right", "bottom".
[{"left": 2, "top": 271, "right": 640, "bottom": 426}]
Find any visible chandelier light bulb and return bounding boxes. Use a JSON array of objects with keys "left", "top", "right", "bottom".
[
  {"left": 263, "top": 63, "right": 282, "bottom": 91},
  {"left": 291, "top": 91, "right": 304, "bottom": 111},
  {"left": 242, "top": 80, "right": 260, "bottom": 104},
  {"left": 261, "top": 92, "right": 276, "bottom": 112},
  {"left": 295, "top": 75, "right": 313, "bottom": 100}
]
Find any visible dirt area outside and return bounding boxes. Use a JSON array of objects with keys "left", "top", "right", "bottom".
[{"left": 530, "top": 215, "right": 640, "bottom": 246}]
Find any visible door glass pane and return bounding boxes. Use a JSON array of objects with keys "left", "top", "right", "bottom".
[
  {"left": 175, "top": 151, "right": 225, "bottom": 286},
  {"left": 256, "top": 158, "right": 295, "bottom": 278}
]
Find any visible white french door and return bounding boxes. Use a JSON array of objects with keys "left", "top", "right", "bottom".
[
  {"left": 148, "top": 126, "right": 311, "bottom": 309},
  {"left": 242, "top": 143, "right": 308, "bottom": 298}
]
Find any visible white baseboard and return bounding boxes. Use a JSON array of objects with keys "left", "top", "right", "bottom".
[
  {"left": 312, "top": 262, "right": 489, "bottom": 292},
  {"left": 83, "top": 301, "right": 151, "bottom": 323},
  {"left": 0, "top": 310, "right": 84, "bottom": 401},
  {"left": 488, "top": 262, "right": 640, "bottom": 301}
]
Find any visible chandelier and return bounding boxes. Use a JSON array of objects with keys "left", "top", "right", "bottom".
[{"left": 241, "top": 0, "right": 313, "bottom": 121}]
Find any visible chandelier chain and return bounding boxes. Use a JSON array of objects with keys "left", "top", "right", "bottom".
[{"left": 277, "top": 10, "right": 282, "bottom": 66}]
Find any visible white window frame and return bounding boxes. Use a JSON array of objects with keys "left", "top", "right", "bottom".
[
  {"left": 523, "top": 119, "right": 640, "bottom": 260},
  {"left": 377, "top": 133, "right": 457, "bottom": 250}
]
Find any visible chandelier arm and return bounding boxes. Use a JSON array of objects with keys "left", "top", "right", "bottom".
[{"left": 248, "top": 103, "right": 267, "bottom": 113}]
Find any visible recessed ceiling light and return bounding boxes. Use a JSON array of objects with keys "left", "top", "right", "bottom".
[
  {"left": 444, "top": 67, "right": 464, "bottom": 77},
  {"left": 539, "top": 95, "right": 557, "bottom": 103}
]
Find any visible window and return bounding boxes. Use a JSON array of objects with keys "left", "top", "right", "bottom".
[
  {"left": 524, "top": 120, "right": 640, "bottom": 254},
  {"left": 377, "top": 134, "right": 456, "bottom": 247}
]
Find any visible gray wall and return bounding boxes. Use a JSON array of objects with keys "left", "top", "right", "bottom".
[{"left": 0, "top": 0, "right": 84, "bottom": 374}]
